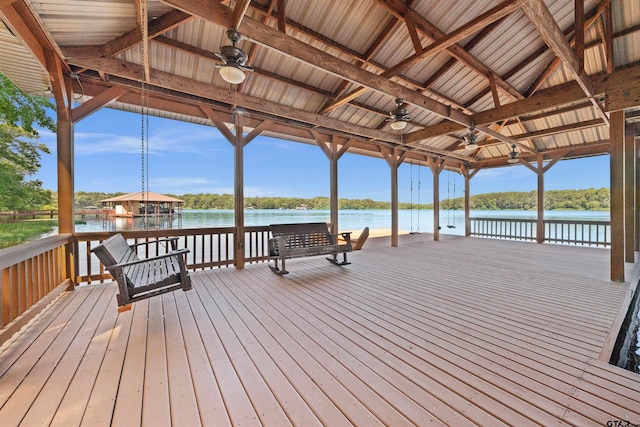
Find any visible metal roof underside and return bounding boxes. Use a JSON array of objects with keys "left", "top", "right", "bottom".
[{"left": 0, "top": 0, "right": 639, "bottom": 170}]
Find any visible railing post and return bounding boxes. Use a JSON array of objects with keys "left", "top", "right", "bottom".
[{"left": 63, "top": 237, "right": 76, "bottom": 290}]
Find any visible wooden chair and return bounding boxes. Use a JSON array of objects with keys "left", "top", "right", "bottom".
[{"left": 91, "top": 234, "right": 191, "bottom": 310}]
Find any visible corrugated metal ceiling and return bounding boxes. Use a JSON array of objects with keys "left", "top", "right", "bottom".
[{"left": 0, "top": 0, "right": 638, "bottom": 168}]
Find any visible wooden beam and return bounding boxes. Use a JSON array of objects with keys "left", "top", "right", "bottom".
[
  {"left": 72, "top": 86, "right": 128, "bottom": 123},
  {"left": 275, "top": 0, "right": 286, "bottom": 32},
  {"left": 415, "top": 0, "right": 518, "bottom": 60},
  {"left": 406, "top": 64, "right": 640, "bottom": 144},
  {"left": 602, "top": 1, "right": 614, "bottom": 74},
  {"left": 242, "top": 119, "right": 272, "bottom": 147},
  {"left": 161, "top": 0, "right": 502, "bottom": 139},
  {"left": 575, "top": 0, "right": 584, "bottom": 74},
  {"left": 525, "top": 0, "right": 608, "bottom": 97},
  {"left": 46, "top": 52, "right": 70, "bottom": 121},
  {"left": 71, "top": 56, "right": 406, "bottom": 143},
  {"left": 233, "top": 0, "right": 252, "bottom": 30},
  {"left": 136, "top": 0, "right": 150, "bottom": 82},
  {"left": 0, "top": 3, "right": 47, "bottom": 70},
  {"left": 511, "top": 118, "right": 605, "bottom": 140},
  {"left": 518, "top": 0, "right": 609, "bottom": 126},
  {"left": 606, "top": 84, "right": 640, "bottom": 112},
  {"left": 489, "top": 73, "right": 501, "bottom": 108},
  {"left": 63, "top": 9, "right": 191, "bottom": 59},
  {"left": 200, "top": 107, "right": 236, "bottom": 143},
  {"left": 404, "top": 14, "right": 423, "bottom": 54},
  {"left": 374, "top": 0, "right": 523, "bottom": 100}
]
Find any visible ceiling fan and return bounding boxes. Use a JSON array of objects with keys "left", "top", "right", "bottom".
[
  {"left": 215, "top": 29, "right": 254, "bottom": 84},
  {"left": 389, "top": 98, "right": 410, "bottom": 130},
  {"left": 463, "top": 124, "right": 479, "bottom": 150},
  {"left": 507, "top": 144, "right": 519, "bottom": 163}
]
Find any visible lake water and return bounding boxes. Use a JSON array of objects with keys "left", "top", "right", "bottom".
[{"left": 76, "top": 209, "right": 610, "bottom": 235}]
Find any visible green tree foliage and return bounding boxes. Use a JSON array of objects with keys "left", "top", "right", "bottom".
[
  {"left": 438, "top": 188, "right": 609, "bottom": 211},
  {"left": 0, "top": 72, "right": 55, "bottom": 210},
  {"left": 73, "top": 189, "right": 610, "bottom": 211}
]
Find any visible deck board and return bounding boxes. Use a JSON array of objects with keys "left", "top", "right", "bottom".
[{"left": 0, "top": 236, "right": 639, "bottom": 426}]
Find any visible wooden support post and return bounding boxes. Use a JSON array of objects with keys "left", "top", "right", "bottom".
[
  {"left": 312, "top": 132, "right": 352, "bottom": 235},
  {"left": 234, "top": 124, "right": 245, "bottom": 269},
  {"left": 428, "top": 157, "right": 445, "bottom": 242},
  {"left": 625, "top": 122, "right": 635, "bottom": 262},
  {"left": 636, "top": 126, "right": 640, "bottom": 252},
  {"left": 202, "top": 110, "right": 270, "bottom": 270},
  {"left": 391, "top": 157, "right": 399, "bottom": 247},
  {"left": 329, "top": 156, "right": 338, "bottom": 234},
  {"left": 462, "top": 165, "right": 481, "bottom": 237},
  {"left": 57, "top": 111, "right": 74, "bottom": 235},
  {"left": 463, "top": 167, "right": 471, "bottom": 237},
  {"left": 610, "top": 110, "right": 625, "bottom": 282},
  {"left": 380, "top": 147, "right": 407, "bottom": 247},
  {"left": 536, "top": 155, "right": 544, "bottom": 243}
]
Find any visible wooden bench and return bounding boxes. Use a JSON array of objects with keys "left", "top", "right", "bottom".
[
  {"left": 91, "top": 234, "right": 191, "bottom": 310},
  {"left": 268, "top": 222, "right": 353, "bottom": 274}
]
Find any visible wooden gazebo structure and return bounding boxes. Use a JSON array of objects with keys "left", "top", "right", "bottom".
[{"left": 1, "top": 1, "right": 640, "bottom": 424}]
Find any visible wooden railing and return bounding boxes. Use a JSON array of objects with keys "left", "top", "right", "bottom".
[
  {"left": 0, "top": 209, "right": 58, "bottom": 220},
  {"left": 73, "top": 226, "right": 272, "bottom": 284},
  {"left": 469, "top": 217, "right": 611, "bottom": 247},
  {"left": 0, "top": 234, "right": 73, "bottom": 332},
  {"left": 470, "top": 217, "right": 537, "bottom": 241},
  {"left": 0, "top": 209, "right": 113, "bottom": 220},
  {"left": 544, "top": 219, "right": 610, "bottom": 247}
]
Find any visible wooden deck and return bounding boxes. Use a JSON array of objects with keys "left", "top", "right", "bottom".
[{"left": 1, "top": 235, "right": 639, "bottom": 426}]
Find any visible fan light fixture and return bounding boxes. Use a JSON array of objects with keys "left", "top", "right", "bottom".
[
  {"left": 219, "top": 64, "right": 246, "bottom": 84},
  {"left": 389, "top": 98, "right": 410, "bottom": 131},
  {"left": 464, "top": 125, "right": 478, "bottom": 150},
  {"left": 507, "top": 145, "right": 519, "bottom": 163},
  {"left": 216, "top": 29, "right": 253, "bottom": 84}
]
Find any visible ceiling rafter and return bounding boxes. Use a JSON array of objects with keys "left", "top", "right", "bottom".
[
  {"left": 321, "top": 0, "right": 519, "bottom": 114},
  {"left": 135, "top": 0, "right": 150, "bottom": 82},
  {"left": 373, "top": 0, "right": 524, "bottom": 100},
  {"left": 233, "top": 0, "right": 252, "bottom": 30},
  {"left": 525, "top": 0, "right": 609, "bottom": 97},
  {"left": 159, "top": 1, "right": 466, "bottom": 121},
  {"left": 151, "top": 36, "right": 334, "bottom": 98},
  {"left": 421, "top": 16, "right": 508, "bottom": 92},
  {"left": 476, "top": 140, "right": 609, "bottom": 168},
  {"left": 518, "top": 0, "right": 610, "bottom": 126},
  {"left": 405, "top": 63, "right": 640, "bottom": 143},
  {"left": 62, "top": 9, "right": 191, "bottom": 59}
]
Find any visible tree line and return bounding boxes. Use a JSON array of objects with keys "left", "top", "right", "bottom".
[
  {"left": 439, "top": 188, "right": 609, "bottom": 211},
  {"left": 70, "top": 188, "right": 610, "bottom": 211}
]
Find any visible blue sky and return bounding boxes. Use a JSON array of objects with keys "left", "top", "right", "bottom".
[{"left": 33, "top": 108, "right": 610, "bottom": 203}]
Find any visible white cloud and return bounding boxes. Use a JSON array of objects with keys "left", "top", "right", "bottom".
[{"left": 70, "top": 127, "right": 228, "bottom": 156}]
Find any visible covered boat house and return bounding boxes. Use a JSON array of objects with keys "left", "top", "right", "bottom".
[
  {"left": 1, "top": 0, "right": 640, "bottom": 425},
  {"left": 101, "top": 191, "right": 184, "bottom": 217}
]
